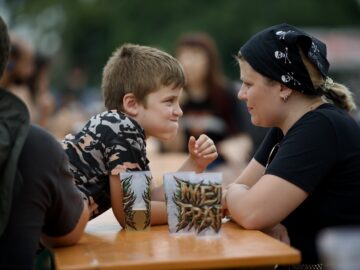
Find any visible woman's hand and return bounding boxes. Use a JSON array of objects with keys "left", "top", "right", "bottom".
[
  {"left": 263, "top": 223, "right": 290, "bottom": 245},
  {"left": 222, "top": 183, "right": 236, "bottom": 210}
]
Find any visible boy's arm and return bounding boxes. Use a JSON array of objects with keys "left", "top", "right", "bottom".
[
  {"left": 179, "top": 135, "right": 218, "bottom": 173},
  {"left": 110, "top": 175, "right": 168, "bottom": 227},
  {"left": 150, "top": 201, "right": 167, "bottom": 225},
  {"left": 109, "top": 174, "right": 126, "bottom": 228},
  {"left": 151, "top": 184, "right": 165, "bottom": 201}
]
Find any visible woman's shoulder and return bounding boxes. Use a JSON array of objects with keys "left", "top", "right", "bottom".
[
  {"left": 311, "top": 103, "right": 359, "bottom": 128},
  {"left": 298, "top": 103, "right": 353, "bottom": 124},
  {"left": 289, "top": 103, "right": 360, "bottom": 143}
]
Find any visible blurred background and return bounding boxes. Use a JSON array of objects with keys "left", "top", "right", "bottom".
[
  {"left": 1, "top": 0, "right": 359, "bottom": 85},
  {"left": 1, "top": 0, "right": 360, "bottom": 181}
]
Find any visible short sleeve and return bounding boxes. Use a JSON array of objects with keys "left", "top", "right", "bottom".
[
  {"left": 266, "top": 113, "right": 337, "bottom": 193},
  {"left": 42, "top": 145, "right": 84, "bottom": 237},
  {"left": 105, "top": 137, "right": 145, "bottom": 175}
]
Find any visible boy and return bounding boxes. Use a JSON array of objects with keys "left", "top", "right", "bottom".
[{"left": 63, "top": 44, "right": 218, "bottom": 226}]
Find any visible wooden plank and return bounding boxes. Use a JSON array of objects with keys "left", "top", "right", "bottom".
[{"left": 53, "top": 214, "right": 300, "bottom": 270}]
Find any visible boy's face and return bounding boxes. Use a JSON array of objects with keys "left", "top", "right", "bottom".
[{"left": 136, "top": 84, "right": 183, "bottom": 140}]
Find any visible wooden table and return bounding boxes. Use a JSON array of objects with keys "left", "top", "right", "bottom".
[{"left": 53, "top": 210, "right": 301, "bottom": 270}]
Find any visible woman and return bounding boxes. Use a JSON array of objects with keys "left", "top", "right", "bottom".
[
  {"left": 224, "top": 23, "right": 360, "bottom": 268},
  {"left": 171, "top": 33, "right": 239, "bottom": 152}
]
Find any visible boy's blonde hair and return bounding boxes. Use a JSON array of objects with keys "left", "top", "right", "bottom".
[{"left": 102, "top": 43, "right": 186, "bottom": 111}]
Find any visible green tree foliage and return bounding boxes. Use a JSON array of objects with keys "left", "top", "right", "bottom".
[{"left": 3, "top": 0, "right": 360, "bottom": 87}]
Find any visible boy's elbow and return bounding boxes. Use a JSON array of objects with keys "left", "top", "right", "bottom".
[{"left": 112, "top": 208, "right": 126, "bottom": 228}]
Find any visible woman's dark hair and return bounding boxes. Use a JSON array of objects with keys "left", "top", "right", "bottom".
[{"left": 176, "top": 32, "right": 240, "bottom": 134}]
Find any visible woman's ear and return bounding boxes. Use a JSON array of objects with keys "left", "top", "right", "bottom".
[
  {"left": 123, "top": 93, "right": 139, "bottom": 116},
  {"left": 279, "top": 84, "right": 293, "bottom": 102}
]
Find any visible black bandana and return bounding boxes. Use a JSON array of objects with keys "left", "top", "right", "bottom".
[{"left": 240, "top": 23, "right": 329, "bottom": 95}]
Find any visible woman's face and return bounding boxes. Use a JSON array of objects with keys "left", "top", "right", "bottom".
[
  {"left": 237, "top": 59, "right": 283, "bottom": 127},
  {"left": 177, "top": 46, "right": 209, "bottom": 87}
]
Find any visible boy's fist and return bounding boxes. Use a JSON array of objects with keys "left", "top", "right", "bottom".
[{"left": 188, "top": 134, "right": 218, "bottom": 171}]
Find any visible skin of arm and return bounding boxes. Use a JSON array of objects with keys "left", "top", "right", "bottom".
[
  {"left": 41, "top": 200, "right": 90, "bottom": 247},
  {"left": 110, "top": 174, "right": 126, "bottom": 228},
  {"left": 222, "top": 158, "right": 264, "bottom": 210},
  {"left": 233, "top": 158, "right": 266, "bottom": 187},
  {"left": 226, "top": 174, "right": 308, "bottom": 230},
  {"left": 223, "top": 158, "right": 299, "bottom": 244}
]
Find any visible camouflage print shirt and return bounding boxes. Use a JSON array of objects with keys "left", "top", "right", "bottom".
[{"left": 62, "top": 110, "right": 149, "bottom": 219}]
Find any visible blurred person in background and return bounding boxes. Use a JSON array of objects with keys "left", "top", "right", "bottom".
[
  {"left": 27, "top": 53, "right": 56, "bottom": 129},
  {"left": 162, "top": 32, "right": 264, "bottom": 186},
  {"left": 48, "top": 66, "right": 92, "bottom": 139},
  {"left": 0, "top": 35, "right": 36, "bottom": 120},
  {"left": 224, "top": 23, "right": 360, "bottom": 269},
  {"left": 0, "top": 16, "right": 89, "bottom": 270},
  {"left": 0, "top": 37, "right": 58, "bottom": 131}
]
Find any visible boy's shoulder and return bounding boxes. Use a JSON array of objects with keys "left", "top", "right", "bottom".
[
  {"left": 88, "top": 110, "right": 144, "bottom": 135},
  {"left": 93, "top": 110, "right": 128, "bottom": 122}
]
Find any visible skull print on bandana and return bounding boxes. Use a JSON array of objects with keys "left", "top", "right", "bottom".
[
  {"left": 274, "top": 47, "right": 292, "bottom": 64},
  {"left": 281, "top": 72, "right": 301, "bottom": 86},
  {"left": 275, "top": 30, "right": 294, "bottom": 40}
]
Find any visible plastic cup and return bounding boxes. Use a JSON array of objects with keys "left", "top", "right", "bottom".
[
  {"left": 120, "top": 171, "right": 152, "bottom": 231},
  {"left": 163, "top": 171, "right": 197, "bottom": 234},
  {"left": 194, "top": 172, "right": 222, "bottom": 237},
  {"left": 317, "top": 227, "right": 360, "bottom": 270}
]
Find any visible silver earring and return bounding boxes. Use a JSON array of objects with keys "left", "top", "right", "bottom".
[{"left": 282, "top": 94, "right": 289, "bottom": 103}]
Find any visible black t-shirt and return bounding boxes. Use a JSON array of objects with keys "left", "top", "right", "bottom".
[
  {"left": 0, "top": 125, "right": 84, "bottom": 269},
  {"left": 255, "top": 104, "right": 360, "bottom": 263}
]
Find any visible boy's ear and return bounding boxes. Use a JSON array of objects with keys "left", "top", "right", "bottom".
[{"left": 122, "top": 93, "right": 139, "bottom": 116}]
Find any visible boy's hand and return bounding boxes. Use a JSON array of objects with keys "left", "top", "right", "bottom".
[{"left": 188, "top": 135, "right": 218, "bottom": 172}]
